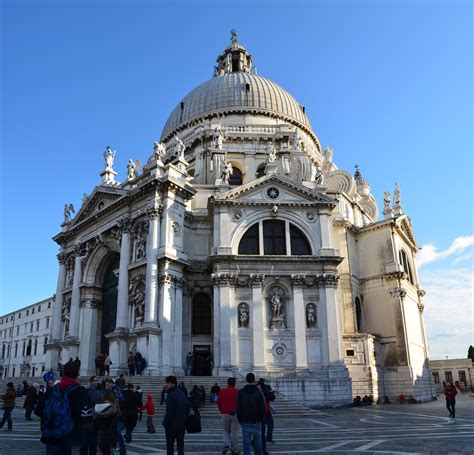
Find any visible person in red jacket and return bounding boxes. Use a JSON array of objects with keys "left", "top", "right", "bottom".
[
  {"left": 444, "top": 383, "right": 457, "bottom": 419},
  {"left": 217, "top": 377, "right": 240, "bottom": 455},
  {"left": 140, "top": 394, "right": 156, "bottom": 433}
]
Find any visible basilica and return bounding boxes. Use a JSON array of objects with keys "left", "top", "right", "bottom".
[{"left": 46, "top": 35, "right": 434, "bottom": 405}]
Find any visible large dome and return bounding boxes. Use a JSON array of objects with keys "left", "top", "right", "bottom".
[{"left": 160, "top": 72, "right": 314, "bottom": 142}]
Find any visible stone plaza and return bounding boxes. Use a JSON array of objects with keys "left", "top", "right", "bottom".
[{"left": 0, "top": 389, "right": 472, "bottom": 454}]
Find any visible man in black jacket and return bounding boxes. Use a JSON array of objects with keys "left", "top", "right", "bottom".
[
  {"left": 236, "top": 373, "right": 266, "bottom": 455},
  {"left": 123, "top": 383, "right": 141, "bottom": 443},
  {"left": 162, "top": 375, "right": 190, "bottom": 455}
]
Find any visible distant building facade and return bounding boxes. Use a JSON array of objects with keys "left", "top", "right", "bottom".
[
  {"left": 42, "top": 36, "right": 434, "bottom": 405},
  {"left": 0, "top": 297, "right": 54, "bottom": 378},
  {"left": 429, "top": 358, "right": 473, "bottom": 393}
]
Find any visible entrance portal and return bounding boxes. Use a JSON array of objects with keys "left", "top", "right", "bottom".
[
  {"left": 192, "top": 345, "right": 212, "bottom": 376},
  {"left": 101, "top": 256, "right": 119, "bottom": 354}
]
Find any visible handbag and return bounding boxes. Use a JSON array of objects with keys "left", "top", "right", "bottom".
[{"left": 186, "top": 411, "right": 202, "bottom": 433}]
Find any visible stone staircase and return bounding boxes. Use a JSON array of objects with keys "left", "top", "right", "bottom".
[{"left": 1, "top": 374, "right": 323, "bottom": 419}]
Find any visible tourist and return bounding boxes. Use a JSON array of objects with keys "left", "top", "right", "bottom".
[
  {"left": 0, "top": 382, "right": 15, "bottom": 431},
  {"left": 38, "top": 360, "right": 89, "bottom": 454},
  {"left": 93, "top": 390, "right": 121, "bottom": 455},
  {"left": 115, "top": 374, "right": 126, "bottom": 390},
  {"left": 185, "top": 352, "right": 193, "bottom": 376},
  {"left": 80, "top": 376, "right": 103, "bottom": 455},
  {"left": 178, "top": 381, "right": 188, "bottom": 397},
  {"left": 134, "top": 351, "right": 143, "bottom": 375},
  {"left": 236, "top": 372, "right": 266, "bottom": 455},
  {"left": 189, "top": 385, "right": 202, "bottom": 419},
  {"left": 210, "top": 382, "right": 221, "bottom": 403},
  {"left": 22, "top": 380, "right": 29, "bottom": 395},
  {"left": 445, "top": 382, "right": 457, "bottom": 419},
  {"left": 140, "top": 393, "right": 156, "bottom": 433},
  {"left": 95, "top": 353, "right": 105, "bottom": 376},
  {"left": 128, "top": 352, "right": 135, "bottom": 376},
  {"left": 258, "top": 378, "right": 276, "bottom": 444},
  {"left": 74, "top": 356, "right": 81, "bottom": 370},
  {"left": 58, "top": 362, "right": 64, "bottom": 377},
  {"left": 24, "top": 383, "right": 38, "bottom": 421},
  {"left": 160, "top": 384, "right": 167, "bottom": 405},
  {"left": 195, "top": 355, "right": 204, "bottom": 376},
  {"left": 162, "top": 375, "right": 189, "bottom": 455},
  {"left": 198, "top": 385, "right": 206, "bottom": 407},
  {"left": 123, "top": 383, "right": 141, "bottom": 443},
  {"left": 136, "top": 386, "right": 143, "bottom": 420},
  {"left": 103, "top": 353, "right": 112, "bottom": 376},
  {"left": 104, "top": 378, "right": 126, "bottom": 453},
  {"left": 217, "top": 377, "right": 240, "bottom": 455}
]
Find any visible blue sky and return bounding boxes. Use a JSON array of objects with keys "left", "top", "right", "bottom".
[{"left": 1, "top": 0, "right": 472, "bottom": 359}]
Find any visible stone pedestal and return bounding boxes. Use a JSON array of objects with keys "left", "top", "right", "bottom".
[
  {"left": 106, "top": 329, "right": 129, "bottom": 376},
  {"left": 131, "top": 324, "right": 162, "bottom": 376}
]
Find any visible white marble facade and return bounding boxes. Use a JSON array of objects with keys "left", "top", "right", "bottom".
[{"left": 47, "top": 38, "right": 434, "bottom": 404}]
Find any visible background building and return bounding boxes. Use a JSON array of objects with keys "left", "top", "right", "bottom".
[
  {"left": 429, "top": 358, "right": 473, "bottom": 393},
  {"left": 0, "top": 297, "right": 54, "bottom": 378}
]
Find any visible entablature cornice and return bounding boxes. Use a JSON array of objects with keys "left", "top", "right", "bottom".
[{"left": 208, "top": 254, "right": 343, "bottom": 267}]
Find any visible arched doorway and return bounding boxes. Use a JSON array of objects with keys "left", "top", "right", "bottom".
[
  {"left": 191, "top": 293, "right": 212, "bottom": 375},
  {"left": 100, "top": 256, "right": 120, "bottom": 354}
]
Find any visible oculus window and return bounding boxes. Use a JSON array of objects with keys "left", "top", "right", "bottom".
[{"left": 238, "top": 220, "right": 311, "bottom": 256}]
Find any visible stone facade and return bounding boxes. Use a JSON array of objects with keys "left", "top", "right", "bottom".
[
  {"left": 44, "top": 37, "right": 434, "bottom": 405},
  {"left": 0, "top": 297, "right": 54, "bottom": 378}
]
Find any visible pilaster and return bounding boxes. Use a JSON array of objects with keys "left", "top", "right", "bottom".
[
  {"left": 291, "top": 275, "right": 308, "bottom": 370},
  {"left": 251, "top": 274, "right": 265, "bottom": 370}
]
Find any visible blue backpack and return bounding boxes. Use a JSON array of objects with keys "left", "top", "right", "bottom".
[{"left": 41, "top": 384, "right": 78, "bottom": 439}]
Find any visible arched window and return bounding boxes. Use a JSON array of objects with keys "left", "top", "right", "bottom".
[
  {"left": 355, "top": 297, "right": 362, "bottom": 332},
  {"left": 256, "top": 164, "right": 266, "bottom": 178},
  {"left": 26, "top": 339, "right": 32, "bottom": 356},
  {"left": 229, "top": 167, "right": 243, "bottom": 185},
  {"left": 399, "top": 249, "right": 414, "bottom": 284},
  {"left": 238, "top": 220, "right": 312, "bottom": 256},
  {"left": 192, "top": 293, "right": 212, "bottom": 335},
  {"left": 238, "top": 223, "right": 259, "bottom": 254}
]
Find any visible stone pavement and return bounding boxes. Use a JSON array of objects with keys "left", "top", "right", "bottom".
[{"left": 0, "top": 393, "right": 472, "bottom": 454}]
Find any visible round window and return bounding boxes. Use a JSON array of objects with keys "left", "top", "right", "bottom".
[{"left": 267, "top": 187, "right": 280, "bottom": 199}]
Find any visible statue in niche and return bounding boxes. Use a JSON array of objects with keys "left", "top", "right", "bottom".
[
  {"left": 265, "top": 145, "right": 277, "bottom": 163},
  {"left": 104, "top": 146, "right": 116, "bottom": 171},
  {"left": 306, "top": 303, "right": 317, "bottom": 328},
  {"left": 133, "top": 285, "right": 146, "bottom": 327},
  {"left": 135, "top": 239, "right": 145, "bottom": 261},
  {"left": 221, "top": 161, "right": 233, "bottom": 184},
  {"left": 314, "top": 166, "right": 324, "bottom": 186},
  {"left": 383, "top": 192, "right": 391, "bottom": 211},
  {"left": 63, "top": 204, "right": 75, "bottom": 224},
  {"left": 214, "top": 126, "right": 224, "bottom": 149},
  {"left": 65, "top": 259, "right": 74, "bottom": 288},
  {"left": 62, "top": 299, "right": 71, "bottom": 338},
  {"left": 393, "top": 183, "right": 401, "bottom": 207},
  {"left": 175, "top": 135, "right": 186, "bottom": 160},
  {"left": 269, "top": 288, "right": 286, "bottom": 330},
  {"left": 238, "top": 303, "right": 249, "bottom": 328}
]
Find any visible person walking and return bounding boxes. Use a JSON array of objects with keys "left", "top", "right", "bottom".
[
  {"left": 236, "top": 373, "right": 266, "bottom": 455},
  {"left": 93, "top": 390, "right": 120, "bottom": 455},
  {"left": 0, "top": 382, "right": 15, "bottom": 431},
  {"left": 134, "top": 351, "right": 143, "bottom": 376},
  {"left": 128, "top": 353, "right": 135, "bottom": 376},
  {"left": 104, "top": 379, "right": 126, "bottom": 454},
  {"left": 210, "top": 382, "right": 221, "bottom": 403},
  {"left": 38, "top": 360, "right": 90, "bottom": 455},
  {"left": 445, "top": 382, "right": 458, "bottom": 419},
  {"left": 103, "top": 353, "right": 112, "bottom": 376},
  {"left": 258, "top": 378, "right": 275, "bottom": 444},
  {"left": 123, "top": 383, "right": 140, "bottom": 443},
  {"left": 185, "top": 352, "right": 193, "bottom": 376},
  {"left": 115, "top": 374, "right": 126, "bottom": 390},
  {"left": 136, "top": 386, "right": 143, "bottom": 421},
  {"left": 24, "top": 383, "right": 38, "bottom": 420},
  {"left": 217, "top": 377, "right": 240, "bottom": 455},
  {"left": 140, "top": 394, "right": 156, "bottom": 433},
  {"left": 189, "top": 385, "right": 202, "bottom": 419},
  {"left": 80, "top": 376, "right": 103, "bottom": 455},
  {"left": 162, "top": 375, "right": 190, "bottom": 455}
]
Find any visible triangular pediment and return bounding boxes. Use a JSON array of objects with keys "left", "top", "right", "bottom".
[
  {"left": 71, "top": 187, "right": 128, "bottom": 226},
  {"left": 396, "top": 215, "right": 418, "bottom": 249},
  {"left": 214, "top": 174, "right": 336, "bottom": 206}
]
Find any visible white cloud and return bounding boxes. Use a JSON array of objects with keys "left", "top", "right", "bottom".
[
  {"left": 421, "top": 266, "right": 474, "bottom": 359},
  {"left": 416, "top": 235, "right": 474, "bottom": 267}
]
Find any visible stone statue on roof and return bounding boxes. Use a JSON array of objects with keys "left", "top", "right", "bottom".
[{"left": 230, "top": 29, "right": 238, "bottom": 45}]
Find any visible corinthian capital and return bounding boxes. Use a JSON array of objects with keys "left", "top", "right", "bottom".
[
  {"left": 147, "top": 203, "right": 163, "bottom": 220},
  {"left": 57, "top": 252, "right": 67, "bottom": 265},
  {"left": 211, "top": 272, "right": 232, "bottom": 287},
  {"left": 117, "top": 216, "right": 132, "bottom": 233},
  {"left": 250, "top": 274, "right": 265, "bottom": 287},
  {"left": 390, "top": 287, "right": 407, "bottom": 301}
]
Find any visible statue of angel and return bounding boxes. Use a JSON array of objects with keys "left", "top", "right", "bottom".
[
  {"left": 323, "top": 146, "right": 333, "bottom": 163},
  {"left": 214, "top": 126, "right": 224, "bottom": 149},
  {"left": 383, "top": 192, "right": 391, "bottom": 211},
  {"left": 174, "top": 135, "right": 186, "bottom": 160},
  {"left": 266, "top": 145, "right": 277, "bottom": 163},
  {"left": 294, "top": 130, "right": 303, "bottom": 151},
  {"left": 153, "top": 141, "right": 166, "bottom": 161},
  {"left": 314, "top": 166, "right": 324, "bottom": 186},
  {"left": 103, "top": 146, "right": 116, "bottom": 171},
  {"left": 63, "top": 204, "right": 75, "bottom": 223},
  {"left": 221, "top": 161, "right": 233, "bottom": 184},
  {"left": 127, "top": 159, "right": 142, "bottom": 181},
  {"left": 394, "top": 183, "right": 401, "bottom": 207}
]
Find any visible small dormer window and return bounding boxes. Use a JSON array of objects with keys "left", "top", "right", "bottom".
[
  {"left": 245, "top": 83, "right": 250, "bottom": 92},
  {"left": 232, "top": 52, "right": 240, "bottom": 72}
]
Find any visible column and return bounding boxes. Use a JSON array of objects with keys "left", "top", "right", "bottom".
[
  {"left": 291, "top": 276, "right": 308, "bottom": 370},
  {"left": 172, "top": 278, "right": 184, "bottom": 373},
  {"left": 319, "top": 275, "right": 344, "bottom": 366},
  {"left": 319, "top": 210, "right": 334, "bottom": 256},
  {"left": 212, "top": 278, "right": 221, "bottom": 373},
  {"left": 219, "top": 277, "right": 232, "bottom": 368},
  {"left": 68, "top": 246, "right": 82, "bottom": 340},
  {"left": 251, "top": 274, "right": 265, "bottom": 369},
  {"left": 115, "top": 217, "right": 131, "bottom": 330},
  {"left": 159, "top": 273, "right": 173, "bottom": 375},
  {"left": 51, "top": 252, "right": 66, "bottom": 342},
  {"left": 145, "top": 206, "right": 161, "bottom": 323},
  {"left": 78, "top": 297, "right": 100, "bottom": 377}
]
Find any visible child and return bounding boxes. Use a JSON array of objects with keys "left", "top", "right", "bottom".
[{"left": 140, "top": 393, "right": 156, "bottom": 433}]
